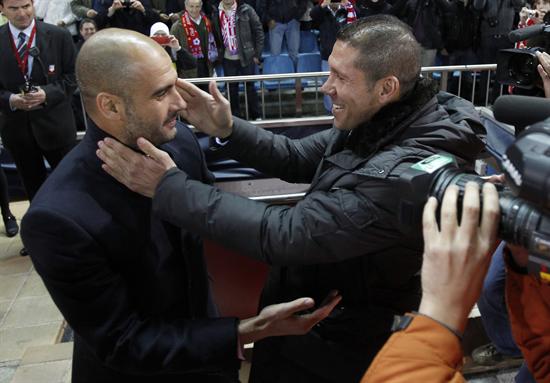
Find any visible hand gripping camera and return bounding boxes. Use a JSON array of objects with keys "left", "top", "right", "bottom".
[{"left": 398, "top": 121, "right": 550, "bottom": 281}]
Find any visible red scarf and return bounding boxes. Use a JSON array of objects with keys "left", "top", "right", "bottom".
[
  {"left": 343, "top": 2, "right": 357, "bottom": 24},
  {"left": 181, "top": 11, "right": 218, "bottom": 62},
  {"left": 219, "top": 4, "right": 238, "bottom": 55}
]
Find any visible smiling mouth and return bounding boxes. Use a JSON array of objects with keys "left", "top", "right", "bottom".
[{"left": 332, "top": 104, "right": 344, "bottom": 112}]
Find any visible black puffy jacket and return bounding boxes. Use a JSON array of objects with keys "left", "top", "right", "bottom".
[{"left": 152, "top": 80, "right": 486, "bottom": 382}]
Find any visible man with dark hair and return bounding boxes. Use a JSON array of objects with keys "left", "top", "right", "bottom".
[
  {"left": 0, "top": 0, "right": 77, "bottom": 202},
  {"left": 75, "top": 18, "right": 96, "bottom": 51},
  {"left": 96, "top": 15, "right": 486, "bottom": 382},
  {"left": 21, "top": 28, "right": 340, "bottom": 383}
]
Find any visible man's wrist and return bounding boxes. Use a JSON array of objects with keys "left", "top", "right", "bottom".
[{"left": 418, "top": 298, "right": 467, "bottom": 336}]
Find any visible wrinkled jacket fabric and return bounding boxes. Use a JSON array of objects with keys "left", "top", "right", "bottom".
[{"left": 152, "top": 85, "right": 486, "bottom": 381}]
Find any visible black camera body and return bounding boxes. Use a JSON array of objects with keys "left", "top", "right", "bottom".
[
  {"left": 496, "top": 47, "right": 544, "bottom": 89},
  {"left": 498, "top": 20, "right": 550, "bottom": 89},
  {"left": 398, "top": 122, "right": 550, "bottom": 280},
  {"left": 122, "top": 0, "right": 132, "bottom": 7},
  {"left": 19, "top": 81, "right": 38, "bottom": 95}
]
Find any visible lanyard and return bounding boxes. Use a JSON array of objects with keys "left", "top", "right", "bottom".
[{"left": 9, "top": 22, "right": 37, "bottom": 81}]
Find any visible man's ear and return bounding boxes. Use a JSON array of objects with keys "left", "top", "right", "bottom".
[
  {"left": 377, "top": 75, "right": 400, "bottom": 105},
  {"left": 96, "top": 92, "right": 125, "bottom": 121}
]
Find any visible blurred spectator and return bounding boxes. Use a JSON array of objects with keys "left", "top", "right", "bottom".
[
  {"left": 75, "top": 18, "right": 97, "bottom": 51},
  {"left": 170, "top": 0, "right": 218, "bottom": 79},
  {"left": 264, "top": 0, "right": 308, "bottom": 67},
  {"left": 151, "top": 0, "right": 184, "bottom": 25},
  {"left": 35, "top": 0, "right": 79, "bottom": 39},
  {"left": 212, "top": 0, "right": 263, "bottom": 120},
  {"left": 393, "top": 0, "right": 446, "bottom": 67},
  {"left": 474, "top": 0, "right": 525, "bottom": 103},
  {"left": 354, "top": 0, "right": 393, "bottom": 18},
  {"left": 72, "top": 18, "right": 97, "bottom": 132},
  {"left": 94, "top": 0, "right": 159, "bottom": 35},
  {"left": 438, "top": 0, "right": 479, "bottom": 66},
  {"left": 0, "top": 0, "right": 77, "bottom": 205},
  {"left": 0, "top": 12, "right": 7, "bottom": 25},
  {"left": 310, "top": 0, "right": 357, "bottom": 113},
  {"left": 70, "top": 0, "right": 98, "bottom": 20},
  {"left": 150, "top": 21, "right": 196, "bottom": 75}
]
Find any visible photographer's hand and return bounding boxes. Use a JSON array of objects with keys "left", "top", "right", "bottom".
[
  {"left": 130, "top": 0, "right": 146, "bottom": 14},
  {"left": 108, "top": 0, "right": 124, "bottom": 16},
  {"left": 419, "top": 182, "right": 500, "bottom": 335},
  {"left": 9, "top": 94, "right": 33, "bottom": 110},
  {"left": 22, "top": 87, "right": 46, "bottom": 108},
  {"left": 536, "top": 51, "right": 550, "bottom": 98}
]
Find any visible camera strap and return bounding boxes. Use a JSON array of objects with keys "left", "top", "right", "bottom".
[{"left": 8, "top": 21, "right": 37, "bottom": 82}]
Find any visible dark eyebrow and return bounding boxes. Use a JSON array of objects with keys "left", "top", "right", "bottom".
[{"left": 151, "top": 84, "right": 172, "bottom": 98}]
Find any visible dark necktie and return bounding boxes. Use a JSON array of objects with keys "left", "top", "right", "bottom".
[{"left": 17, "top": 32, "right": 27, "bottom": 58}]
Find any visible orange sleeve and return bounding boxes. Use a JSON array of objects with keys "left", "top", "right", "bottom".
[
  {"left": 361, "top": 315, "right": 465, "bottom": 383},
  {"left": 506, "top": 269, "right": 550, "bottom": 383}
]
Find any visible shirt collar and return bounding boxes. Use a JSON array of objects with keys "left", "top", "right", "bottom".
[{"left": 8, "top": 19, "right": 36, "bottom": 40}]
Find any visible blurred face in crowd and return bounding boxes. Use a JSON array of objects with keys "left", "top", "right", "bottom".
[
  {"left": 185, "top": 0, "right": 202, "bottom": 19},
  {"left": 536, "top": 1, "right": 550, "bottom": 22},
  {"left": 221, "top": 0, "right": 236, "bottom": 8},
  {"left": 321, "top": 41, "right": 382, "bottom": 131},
  {"left": 0, "top": 0, "right": 35, "bottom": 30},
  {"left": 80, "top": 21, "right": 96, "bottom": 41},
  {"left": 120, "top": 49, "right": 186, "bottom": 147}
]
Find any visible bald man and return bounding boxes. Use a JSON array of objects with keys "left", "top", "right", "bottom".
[{"left": 20, "top": 29, "right": 340, "bottom": 383}]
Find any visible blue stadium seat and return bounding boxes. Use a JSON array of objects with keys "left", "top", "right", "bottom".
[
  {"left": 299, "top": 30, "right": 319, "bottom": 53},
  {"left": 297, "top": 52, "right": 322, "bottom": 88},
  {"left": 262, "top": 54, "right": 296, "bottom": 90}
]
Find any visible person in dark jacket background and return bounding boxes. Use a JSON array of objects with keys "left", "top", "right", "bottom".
[
  {"left": 263, "top": 0, "right": 307, "bottom": 67},
  {"left": 310, "top": 0, "right": 357, "bottom": 113},
  {"left": 96, "top": 15, "right": 486, "bottom": 383},
  {"left": 94, "top": 0, "right": 159, "bottom": 35},
  {"left": 211, "top": 0, "right": 263, "bottom": 120}
]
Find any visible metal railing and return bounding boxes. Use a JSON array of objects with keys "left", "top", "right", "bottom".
[
  {"left": 185, "top": 64, "right": 499, "bottom": 120},
  {"left": 76, "top": 63, "right": 499, "bottom": 140}
]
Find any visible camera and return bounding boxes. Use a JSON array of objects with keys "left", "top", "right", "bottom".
[
  {"left": 121, "top": 0, "right": 132, "bottom": 7},
  {"left": 19, "top": 81, "right": 38, "bottom": 95},
  {"left": 496, "top": 47, "right": 543, "bottom": 89},
  {"left": 497, "top": 19, "right": 550, "bottom": 89},
  {"left": 397, "top": 121, "right": 550, "bottom": 279}
]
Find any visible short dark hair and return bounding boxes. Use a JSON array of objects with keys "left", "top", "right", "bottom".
[
  {"left": 336, "top": 15, "right": 421, "bottom": 96},
  {"left": 79, "top": 18, "right": 97, "bottom": 30}
]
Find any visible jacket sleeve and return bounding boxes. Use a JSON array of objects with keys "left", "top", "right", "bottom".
[
  {"left": 249, "top": 7, "right": 264, "bottom": 58},
  {"left": 70, "top": 0, "right": 92, "bottom": 19},
  {"left": 219, "top": 117, "right": 332, "bottom": 184},
  {"left": 42, "top": 28, "right": 77, "bottom": 107},
  {"left": 21, "top": 208, "right": 240, "bottom": 375},
  {"left": 506, "top": 267, "right": 550, "bottom": 381},
  {"left": 153, "top": 164, "right": 402, "bottom": 266},
  {"left": 361, "top": 315, "right": 465, "bottom": 383}
]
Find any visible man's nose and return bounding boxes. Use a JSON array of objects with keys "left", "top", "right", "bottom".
[
  {"left": 320, "top": 76, "right": 334, "bottom": 96},
  {"left": 172, "top": 88, "right": 187, "bottom": 110}
]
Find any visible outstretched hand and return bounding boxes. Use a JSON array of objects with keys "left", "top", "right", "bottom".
[
  {"left": 536, "top": 51, "right": 550, "bottom": 98},
  {"left": 238, "top": 291, "right": 342, "bottom": 345},
  {"left": 96, "top": 137, "right": 176, "bottom": 197},
  {"left": 419, "top": 182, "right": 500, "bottom": 334},
  {"left": 176, "top": 79, "right": 234, "bottom": 138}
]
